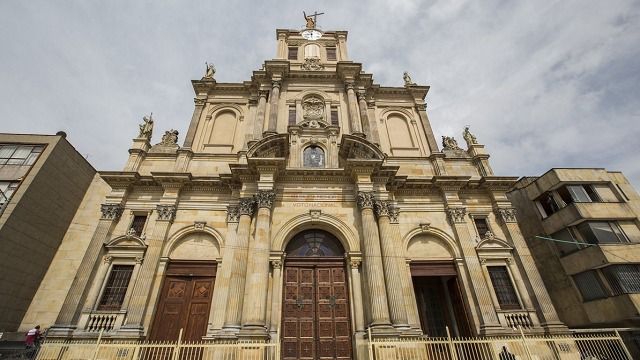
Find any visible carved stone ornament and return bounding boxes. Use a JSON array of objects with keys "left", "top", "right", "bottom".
[
  {"left": 415, "top": 103, "right": 427, "bottom": 111},
  {"left": 302, "top": 96, "right": 325, "bottom": 121},
  {"left": 272, "top": 80, "right": 281, "bottom": 89},
  {"left": 137, "top": 113, "right": 154, "bottom": 140},
  {"left": 254, "top": 190, "right": 276, "bottom": 209},
  {"left": 126, "top": 227, "right": 137, "bottom": 236},
  {"left": 100, "top": 203, "right": 124, "bottom": 220},
  {"left": 442, "top": 136, "right": 462, "bottom": 150},
  {"left": 103, "top": 255, "right": 113, "bottom": 264},
  {"left": 227, "top": 205, "right": 240, "bottom": 223},
  {"left": 301, "top": 57, "right": 324, "bottom": 71},
  {"left": 271, "top": 259, "right": 282, "bottom": 269},
  {"left": 194, "top": 221, "right": 206, "bottom": 230},
  {"left": 482, "top": 230, "right": 496, "bottom": 241},
  {"left": 309, "top": 209, "right": 321, "bottom": 219},
  {"left": 447, "top": 207, "right": 467, "bottom": 224},
  {"left": 238, "top": 197, "right": 256, "bottom": 216},
  {"left": 158, "top": 129, "right": 179, "bottom": 146},
  {"left": 156, "top": 204, "right": 177, "bottom": 222},
  {"left": 463, "top": 126, "right": 478, "bottom": 147},
  {"left": 420, "top": 223, "right": 431, "bottom": 232},
  {"left": 194, "top": 98, "right": 206, "bottom": 106},
  {"left": 495, "top": 207, "right": 518, "bottom": 223},
  {"left": 374, "top": 200, "right": 391, "bottom": 218},
  {"left": 349, "top": 259, "right": 361, "bottom": 269},
  {"left": 135, "top": 256, "right": 144, "bottom": 264},
  {"left": 356, "top": 191, "right": 375, "bottom": 210},
  {"left": 389, "top": 206, "right": 399, "bottom": 223},
  {"left": 356, "top": 91, "right": 366, "bottom": 102}
]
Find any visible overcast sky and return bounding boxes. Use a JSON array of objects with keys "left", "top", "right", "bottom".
[{"left": 1, "top": 1, "right": 639, "bottom": 187}]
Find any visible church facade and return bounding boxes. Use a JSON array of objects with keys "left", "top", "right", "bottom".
[{"left": 25, "top": 22, "right": 567, "bottom": 359}]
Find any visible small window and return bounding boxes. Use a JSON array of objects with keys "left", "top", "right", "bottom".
[
  {"left": 576, "top": 221, "right": 628, "bottom": 244},
  {"left": 288, "top": 107, "right": 297, "bottom": 125},
  {"left": 602, "top": 264, "right": 640, "bottom": 295},
  {"left": 330, "top": 108, "right": 339, "bottom": 126},
  {"left": 130, "top": 215, "right": 147, "bottom": 236},
  {"left": 98, "top": 265, "right": 134, "bottom": 310},
  {"left": 303, "top": 146, "right": 325, "bottom": 168},
  {"left": 487, "top": 266, "right": 520, "bottom": 310},
  {"left": 573, "top": 270, "right": 608, "bottom": 301},
  {"left": 536, "top": 192, "right": 560, "bottom": 218},
  {"left": 304, "top": 44, "right": 320, "bottom": 58},
  {"left": 474, "top": 218, "right": 490, "bottom": 238},
  {"left": 326, "top": 47, "right": 337, "bottom": 61},
  {"left": 288, "top": 46, "right": 298, "bottom": 60}
]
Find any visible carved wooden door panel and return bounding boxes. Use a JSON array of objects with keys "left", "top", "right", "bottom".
[
  {"left": 184, "top": 279, "right": 214, "bottom": 341},
  {"left": 283, "top": 267, "right": 316, "bottom": 360},
  {"left": 316, "top": 266, "right": 352, "bottom": 360}
]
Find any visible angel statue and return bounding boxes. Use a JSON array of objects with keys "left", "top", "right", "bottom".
[
  {"left": 203, "top": 62, "right": 215, "bottom": 79},
  {"left": 303, "top": 11, "right": 316, "bottom": 29},
  {"left": 462, "top": 126, "right": 478, "bottom": 147},
  {"left": 138, "top": 113, "right": 154, "bottom": 140},
  {"left": 403, "top": 71, "right": 415, "bottom": 86}
]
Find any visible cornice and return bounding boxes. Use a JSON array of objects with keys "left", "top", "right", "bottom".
[{"left": 99, "top": 171, "right": 140, "bottom": 188}]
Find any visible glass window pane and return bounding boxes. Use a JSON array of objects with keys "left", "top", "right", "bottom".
[
  {"left": 24, "top": 152, "right": 40, "bottom": 166},
  {"left": 487, "top": 266, "right": 520, "bottom": 310},
  {"left": 6, "top": 158, "right": 24, "bottom": 165},
  {"left": 0, "top": 145, "right": 16, "bottom": 158},
  {"left": 589, "top": 222, "right": 621, "bottom": 243},
  {"left": 12, "top": 146, "right": 32, "bottom": 159},
  {"left": 603, "top": 265, "right": 640, "bottom": 295},
  {"left": 573, "top": 270, "right": 607, "bottom": 301},
  {"left": 98, "top": 265, "right": 134, "bottom": 310},
  {"left": 474, "top": 218, "right": 490, "bottom": 237},
  {"left": 556, "top": 186, "right": 573, "bottom": 206},
  {"left": 552, "top": 228, "right": 583, "bottom": 256},
  {"left": 285, "top": 229, "right": 344, "bottom": 257},
  {"left": 303, "top": 146, "right": 324, "bottom": 168},
  {"left": 567, "top": 185, "right": 591, "bottom": 203}
]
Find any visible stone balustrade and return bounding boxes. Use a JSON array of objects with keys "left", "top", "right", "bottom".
[{"left": 80, "top": 310, "right": 126, "bottom": 333}]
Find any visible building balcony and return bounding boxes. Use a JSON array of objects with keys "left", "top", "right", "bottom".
[
  {"left": 542, "top": 202, "right": 635, "bottom": 234},
  {"left": 78, "top": 310, "right": 127, "bottom": 334},
  {"left": 582, "top": 293, "right": 640, "bottom": 326},
  {"left": 561, "top": 243, "right": 640, "bottom": 275}
]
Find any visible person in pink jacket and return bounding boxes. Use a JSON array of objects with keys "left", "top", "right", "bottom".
[{"left": 25, "top": 325, "right": 42, "bottom": 348}]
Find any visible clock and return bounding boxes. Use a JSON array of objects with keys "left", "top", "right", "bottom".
[{"left": 301, "top": 29, "right": 323, "bottom": 41}]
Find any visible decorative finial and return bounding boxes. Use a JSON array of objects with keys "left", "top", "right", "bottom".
[
  {"left": 138, "top": 112, "right": 154, "bottom": 140},
  {"left": 203, "top": 62, "right": 215, "bottom": 80},
  {"left": 463, "top": 125, "right": 478, "bottom": 147}
]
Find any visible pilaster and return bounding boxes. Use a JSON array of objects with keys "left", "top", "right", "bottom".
[
  {"left": 264, "top": 80, "right": 281, "bottom": 136},
  {"left": 345, "top": 81, "right": 363, "bottom": 137},
  {"left": 183, "top": 97, "right": 207, "bottom": 148}
]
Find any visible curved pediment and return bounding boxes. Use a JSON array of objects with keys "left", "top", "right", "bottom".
[
  {"left": 247, "top": 134, "right": 289, "bottom": 158},
  {"left": 105, "top": 234, "right": 147, "bottom": 249},
  {"left": 339, "top": 134, "right": 385, "bottom": 160},
  {"left": 476, "top": 235, "right": 513, "bottom": 251}
]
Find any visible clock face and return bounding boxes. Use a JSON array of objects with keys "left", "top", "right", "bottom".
[{"left": 301, "top": 29, "right": 323, "bottom": 41}]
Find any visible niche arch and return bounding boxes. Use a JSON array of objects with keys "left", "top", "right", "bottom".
[
  {"left": 273, "top": 212, "right": 359, "bottom": 253},
  {"left": 163, "top": 225, "right": 224, "bottom": 261},
  {"left": 402, "top": 226, "right": 461, "bottom": 260}
]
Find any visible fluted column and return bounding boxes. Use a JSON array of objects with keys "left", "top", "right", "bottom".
[
  {"left": 495, "top": 207, "right": 564, "bottom": 329},
  {"left": 52, "top": 204, "right": 123, "bottom": 333},
  {"left": 264, "top": 81, "right": 281, "bottom": 136},
  {"left": 374, "top": 201, "right": 409, "bottom": 329},
  {"left": 253, "top": 91, "right": 268, "bottom": 140},
  {"left": 446, "top": 206, "right": 501, "bottom": 332},
  {"left": 207, "top": 206, "right": 240, "bottom": 335},
  {"left": 223, "top": 198, "right": 255, "bottom": 331},
  {"left": 349, "top": 258, "right": 365, "bottom": 333},
  {"left": 345, "top": 82, "right": 363, "bottom": 136},
  {"left": 356, "top": 192, "right": 391, "bottom": 328},
  {"left": 401, "top": 260, "right": 421, "bottom": 330},
  {"left": 241, "top": 190, "right": 276, "bottom": 336},
  {"left": 357, "top": 91, "right": 371, "bottom": 139},
  {"left": 122, "top": 204, "right": 177, "bottom": 331}
]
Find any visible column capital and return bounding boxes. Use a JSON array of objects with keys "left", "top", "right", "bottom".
[
  {"left": 156, "top": 204, "right": 177, "bottom": 222},
  {"left": 356, "top": 191, "right": 375, "bottom": 209},
  {"left": 373, "top": 200, "right": 390, "bottom": 218},
  {"left": 271, "top": 259, "right": 282, "bottom": 269},
  {"left": 194, "top": 97, "right": 206, "bottom": 106},
  {"left": 349, "top": 258, "right": 361, "bottom": 269},
  {"left": 238, "top": 197, "right": 256, "bottom": 216},
  {"left": 356, "top": 90, "right": 367, "bottom": 102},
  {"left": 258, "top": 90, "right": 269, "bottom": 98},
  {"left": 345, "top": 81, "right": 355, "bottom": 91},
  {"left": 415, "top": 103, "right": 427, "bottom": 111},
  {"left": 100, "top": 203, "right": 124, "bottom": 220},
  {"left": 495, "top": 207, "right": 518, "bottom": 223},
  {"left": 255, "top": 190, "right": 276, "bottom": 209},
  {"left": 389, "top": 206, "right": 399, "bottom": 224},
  {"left": 271, "top": 80, "right": 281, "bottom": 89},
  {"left": 227, "top": 205, "right": 240, "bottom": 223},
  {"left": 446, "top": 206, "right": 467, "bottom": 224}
]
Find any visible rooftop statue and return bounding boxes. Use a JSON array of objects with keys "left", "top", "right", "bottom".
[
  {"left": 203, "top": 62, "right": 215, "bottom": 80},
  {"left": 159, "top": 129, "right": 179, "bottom": 146},
  {"left": 303, "top": 10, "right": 324, "bottom": 29},
  {"left": 442, "top": 136, "right": 462, "bottom": 150},
  {"left": 463, "top": 126, "right": 478, "bottom": 147},
  {"left": 403, "top": 71, "right": 416, "bottom": 86},
  {"left": 138, "top": 113, "right": 153, "bottom": 140}
]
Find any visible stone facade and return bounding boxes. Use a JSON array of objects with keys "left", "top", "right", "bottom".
[
  {"left": 508, "top": 168, "right": 640, "bottom": 328},
  {"left": 24, "top": 25, "right": 567, "bottom": 358},
  {"left": 0, "top": 133, "right": 96, "bottom": 334}
]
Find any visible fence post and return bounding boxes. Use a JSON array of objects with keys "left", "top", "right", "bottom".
[
  {"left": 171, "top": 328, "right": 183, "bottom": 360},
  {"left": 518, "top": 326, "right": 533, "bottom": 360},
  {"left": 446, "top": 326, "right": 459, "bottom": 360},
  {"left": 614, "top": 329, "right": 634, "bottom": 360},
  {"left": 368, "top": 327, "right": 374, "bottom": 360},
  {"left": 91, "top": 329, "right": 103, "bottom": 360}
]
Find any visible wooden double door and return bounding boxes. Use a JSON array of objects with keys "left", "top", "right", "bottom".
[
  {"left": 282, "top": 260, "right": 352, "bottom": 360},
  {"left": 150, "top": 261, "right": 216, "bottom": 341}
]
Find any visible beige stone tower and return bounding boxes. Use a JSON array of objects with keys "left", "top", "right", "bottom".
[{"left": 26, "top": 19, "right": 566, "bottom": 359}]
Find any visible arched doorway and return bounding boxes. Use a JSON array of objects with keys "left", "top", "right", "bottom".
[{"left": 282, "top": 230, "right": 352, "bottom": 360}]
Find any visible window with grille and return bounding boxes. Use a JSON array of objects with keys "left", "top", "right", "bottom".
[
  {"left": 288, "top": 107, "right": 297, "bottom": 125},
  {"left": 602, "top": 264, "right": 640, "bottom": 295},
  {"left": 573, "top": 270, "right": 608, "bottom": 301},
  {"left": 487, "top": 266, "right": 520, "bottom": 310},
  {"left": 0, "top": 144, "right": 44, "bottom": 166},
  {"left": 98, "top": 265, "right": 134, "bottom": 310},
  {"left": 130, "top": 215, "right": 147, "bottom": 236},
  {"left": 330, "top": 108, "right": 339, "bottom": 126},
  {"left": 474, "top": 218, "right": 490, "bottom": 238},
  {"left": 288, "top": 46, "right": 298, "bottom": 60},
  {"left": 326, "top": 47, "right": 337, "bottom": 61}
]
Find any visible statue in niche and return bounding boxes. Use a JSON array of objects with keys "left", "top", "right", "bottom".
[
  {"left": 442, "top": 136, "right": 462, "bottom": 150},
  {"left": 463, "top": 125, "right": 478, "bottom": 147},
  {"left": 403, "top": 71, "right": 416, "bottom": 86},
  {"left": 159, "top": 129, "right": 179, "bottom": 146},
  {"left": 203, "top": 62, "right": 215, "bottom": 80},
  {"left": 303, "top": 146, "right": 325, "bottom": 168},
  {"left": 138, "top": 113, "right": 154, "bottom": 140}
]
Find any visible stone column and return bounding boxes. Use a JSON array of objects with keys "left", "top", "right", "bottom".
[
  {"left": 356, "top": 192, "right": 391, "bottom": 329},
  {"left": 241, "top": 190, "right": 276, "bottom": 336},
  {"left": 121, "top": 204, "right": 177, "bottom": 333},
  {"left": 253, "top": 91, "right": 268, "bottom": 141},
  {"left": 244, "top": 98, "right": 258, "bottom": 147},
  {"left": 207, "top": 206, "right": 240, "bottom": 335},
  {"left": 183, "top": 97, "right": 207, "bottom": 148},
  {"left": 268, "top": 258, "right": 283, "bottom": 336},
  {"left": 356, "top": 91, "right": 371, "bottom": 139},
  {"left": 52, "top": 204, "right": 123, "bottom": 333},
  {"left": 401, "top": 260, "right": 421, "bottom": 330},
  {"left": 264, "top": 81, "right": 281, "bottom": 136},
  {"left": 373, "top": 201, "right": 409, "bottom": 329},
  {"left": 446, "top": 206, "right": 501, "bottom": 333},
  {"left": 366, "top": 99, "right": 381, "bottom": 145},
  {"left": 223, "top": 197, "right": 255, "bottom": 331},
  {"left": 348, "top": 258, "right": 365, "bottom": 333},
  {"left": 495, "top": 207, "right": 564, "bottom": 329},
  {"left": 345, "top": 82, "right": 363, "bottom": 136}
]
